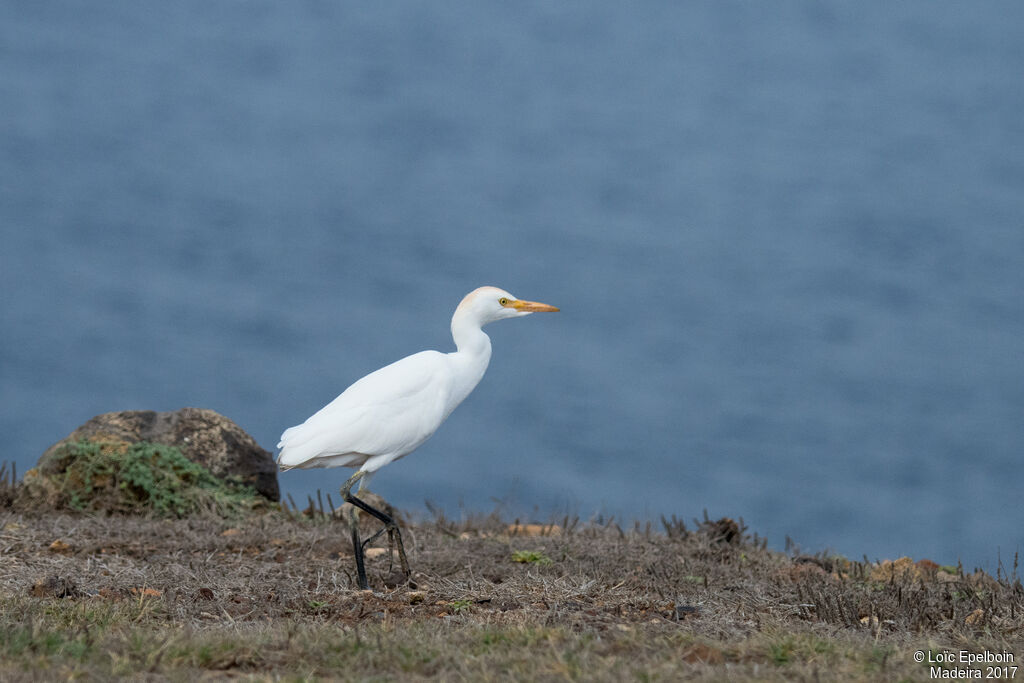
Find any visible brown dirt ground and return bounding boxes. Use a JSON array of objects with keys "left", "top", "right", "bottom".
[{"left": 1, "top": 505, "right": 1022, "bottom": 681}]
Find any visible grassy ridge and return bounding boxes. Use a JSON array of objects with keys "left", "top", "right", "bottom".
[
  {"left": 0, "top": 597, "right": 904, "bottom": 680},
  {"left": 1, "top": 506, "right": 1021, "bottom": 681}
]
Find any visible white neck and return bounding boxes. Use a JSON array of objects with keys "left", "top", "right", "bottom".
[{"left": 445, "top": 306, "right": 493, "bottom": 415}]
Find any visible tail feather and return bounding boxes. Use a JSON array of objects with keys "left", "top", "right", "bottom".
[
  {"left": 277, "top": 424, "right": 302, "bottom": 450},
  {"left": 277, "top": 423, "right": 363, "bottom": 471}
]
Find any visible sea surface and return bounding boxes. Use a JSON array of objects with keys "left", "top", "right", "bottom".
[{"left": 3, "top": 2, "right": 1023, "bottom": 568}]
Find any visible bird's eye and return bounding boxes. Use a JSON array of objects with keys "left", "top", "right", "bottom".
[{"left": 499, "top": 297, "right": 509, "bottom": 306}]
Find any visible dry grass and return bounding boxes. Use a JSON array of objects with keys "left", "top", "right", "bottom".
[{"left": 0, "top": 503, "right": 1021, "bottom": 681}]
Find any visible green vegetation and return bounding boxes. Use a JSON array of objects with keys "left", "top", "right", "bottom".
[
  {"left": 510, "top": 549, "right": 552, "bottom": 565},
  {"left": 448, "top": 598, "right": 474, "bottom": 613},
  {"left": 1, "top": 590, "right": 1014, "bottom": 681},
  {"left": 19, "top": 440, "right": 262, "bottom": 517}
]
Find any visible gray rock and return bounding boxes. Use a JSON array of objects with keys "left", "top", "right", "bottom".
[{"left": 41, "top": 408, "right": 280, "bottom": 501}]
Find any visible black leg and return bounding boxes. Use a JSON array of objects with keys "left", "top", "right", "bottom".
[
  {"left": 340, "top": 470, "right": 411, "bottom": 588},
  {"left": 345, "top": 494, "right": 410, "bottom": 576},
  {"left": 341, "top": 471, "right": 370, "bottom": 589},
  {"left": 349, "top": 506, "right": 368, "bottom": 589}
]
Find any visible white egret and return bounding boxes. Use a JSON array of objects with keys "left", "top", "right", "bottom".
[{"left": 277, "top": 286, "right": 559, "bottom": 589}]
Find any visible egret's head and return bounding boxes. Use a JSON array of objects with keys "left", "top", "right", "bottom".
[{"left": 456, "top": 286, "right": 559, "bottom": 326}]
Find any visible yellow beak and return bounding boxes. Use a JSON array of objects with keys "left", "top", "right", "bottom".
[{"left": 511, "top": 299, "right": 560, "bottom": 312}]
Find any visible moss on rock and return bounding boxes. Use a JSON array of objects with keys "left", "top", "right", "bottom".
[{"left": 19, "top": 440, "right": 266, "bottom": 517}]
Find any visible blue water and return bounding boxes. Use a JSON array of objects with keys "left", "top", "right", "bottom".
[{"left": 3, "top": 2, "right": 1023, "bottom": 569}]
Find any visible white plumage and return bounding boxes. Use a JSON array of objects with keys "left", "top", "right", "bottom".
[{"left": 277, "top": 286, "right": 558, "bottom": 487}]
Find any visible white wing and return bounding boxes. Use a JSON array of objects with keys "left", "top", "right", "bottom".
[{"left": 277, "top": 350, "right": 454, "bottom": 471}]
